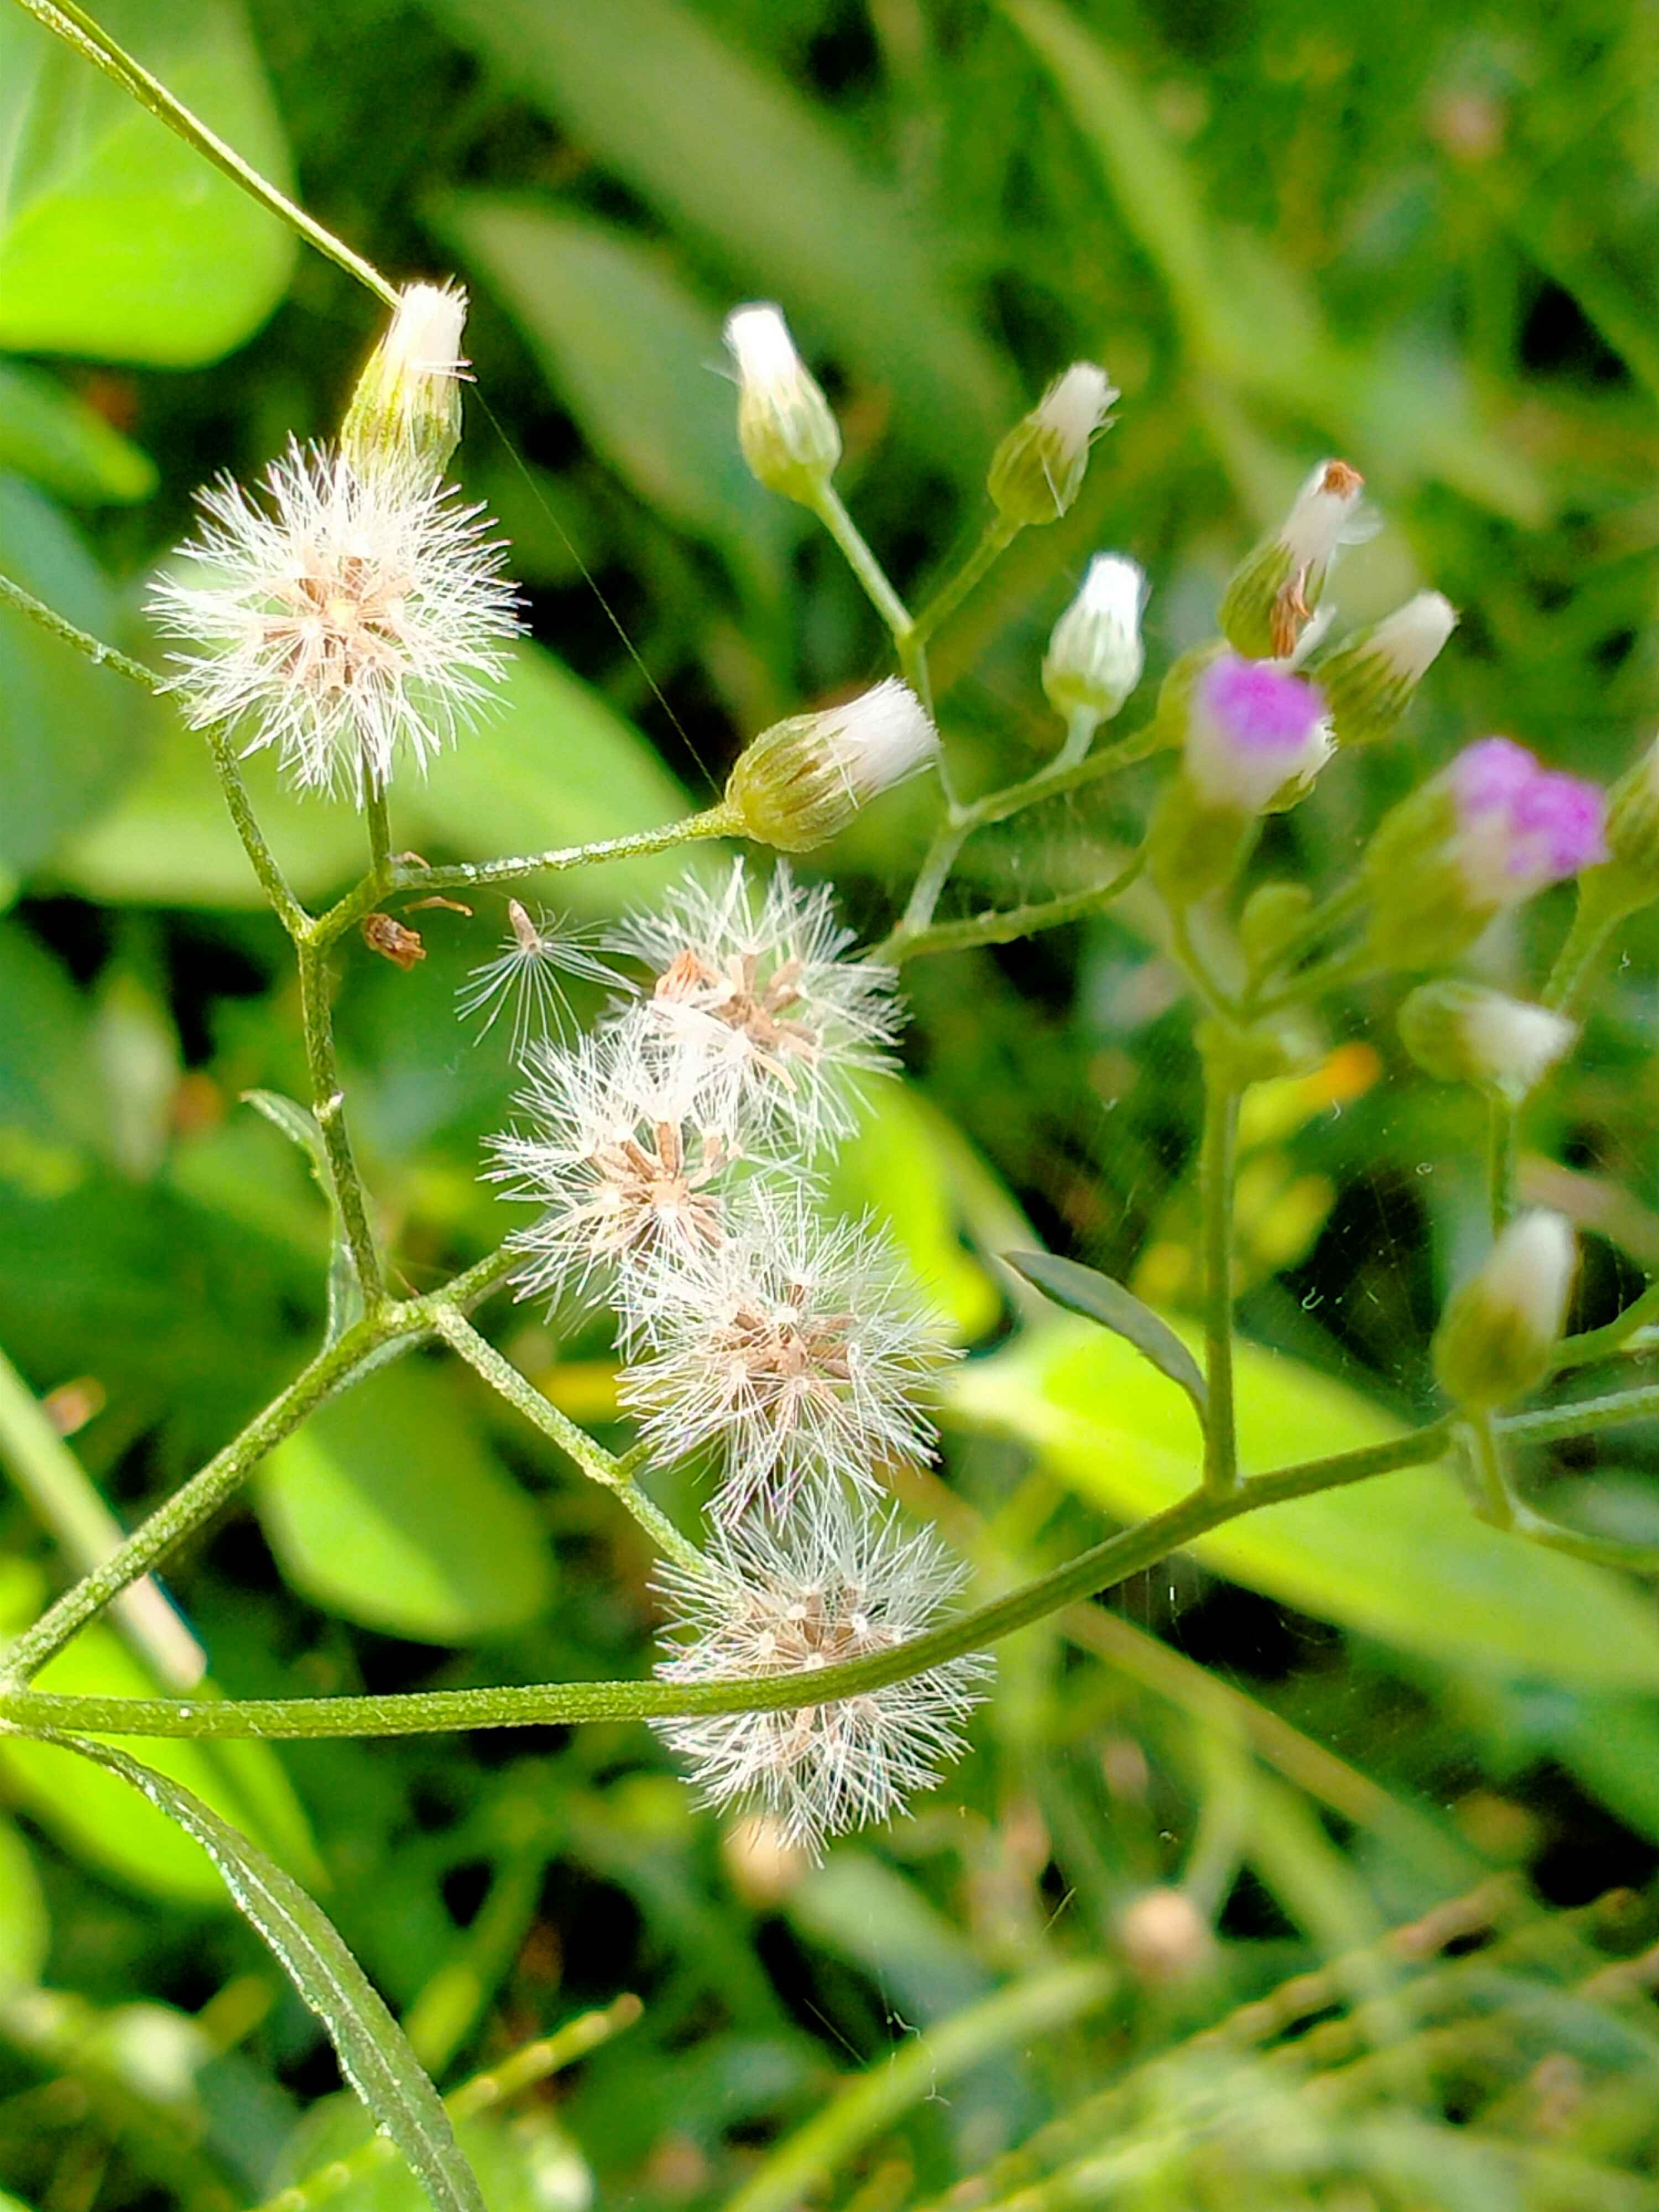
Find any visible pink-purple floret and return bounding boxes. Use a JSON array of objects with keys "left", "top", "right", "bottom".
[
  {"left": 1452, "top": 736, "right": 1608, "bottom": 884},
  {"left": 1198, "top": 654, "right": 1326, "bottom": 756}
]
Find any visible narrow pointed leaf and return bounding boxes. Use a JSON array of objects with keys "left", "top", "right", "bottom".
[
  {"left": 32, "top": 1732, "right": 485, "bottom": 2212},
  {"left": 1003, "top": 1251, "right": 1207, "bottom": 1418},
  {"left": 244, "top": 1089, "right": 363, "bottom": 1344}
]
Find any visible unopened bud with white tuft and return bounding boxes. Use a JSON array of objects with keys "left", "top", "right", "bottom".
[
  {"left": 987, "top": 362, "right": 1117, "bottom": 529},
  {"left": 724, "top": 303, "right": 841, "bottom": 505},
  {"left": 1317, "top": 591, "right": 1458, "bottom": 747},
  {"left": 1219, "top": 458, "right": 1371, "bottom": 660},
  {"left": 1042, "top": 553, "right": 1146, "bottom": 724},
  {"left": 1398, "top": 982, "right": 1575, "bottom": 1103},
  {"left": 340, "top": 281, "right": 469, "bottom": 491},
  {"left": 724, "top": 677, "right": 938, "bottom": 852},
  {"left": 1432, "top": 1209, "right": 1576, "bottom": 1410}
]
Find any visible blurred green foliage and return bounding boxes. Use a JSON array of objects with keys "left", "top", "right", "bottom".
[{"left": 7, "top": 1, "right": 1659, "bottom": 2206}]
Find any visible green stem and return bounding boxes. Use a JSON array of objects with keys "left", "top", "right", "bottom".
[
  {"left": 430, "top": 1308, "right": 707, "bottom": 1573},
  {"left": 1509, "top": 1505, "right": 1659, "bottom": 1578},
  {"left": 0, "top": 1421, "right": 1456, "bottom": 1737},
  {"left": 296, "top": 935, "right": 384, "bottom": 1304},
  {"left": 884, "top": 853, "right": 1145, "bottom": 963},
  {"left": 1168, "top": 904, "right": 1237, "bottom": 1023},
  {"left": 204, "top": 725, "right": 309, "bottom": 935},
  {"left": 721, "top": 1965, "right": 1114, "bottom": 2212},
  {"left": 1199, "top": 1065, "right": 1242, "bottom": 1497},
  {"left": 807, "top": 484, "right": 914, "bottom": 645},
  {"left": 1504, "top": 1380, "right": 1659, "bottom": 1443},
  {"left": 1055, "top": 703, "right": 1102, "bottom": 772},
  {"left": 896, "top": 812, "right": 971, "bottom": 937},
  {"left": 10, "top": 0, "right": 398, "bottom": 307},
  {"left": 1253, "top": 944, "right": 1380, "bottom": 1015},
  {"left": 0, "top": 1319, "right": 402, "bottom": 1687},
  {"left": 1542, "top": 886, "right": 1625, "bottom": 1020},
  {"left": 1463, "top": 1411, "right": 1515, "bottom": 1530},
  {"left": 1487, "top": 1097, "right": 1517, "bottom": 1234},
  {"left": 1553, "top": 1279, "right": 1659, "bottom": 1369},
  {"left": 0, "top": 570, "right": 162, "bottom": 690},
  {"left": 366, "top": 782, "right": 393, "bottom": 880},
  {"left": 0, "top": 1346, "right": 204, "bottom": 1688},
  {"left": 908, "top": 515, "right": 1021, "bottom": 648}
]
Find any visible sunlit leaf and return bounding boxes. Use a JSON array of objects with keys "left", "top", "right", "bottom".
[
  {"left": 0, "top": 1816, "right": 48, "bottom": 1991},
  {"left": 0, "top": 359, "right": 156, "bottom": 503},
  {"left": 1004, "top": 1250, "right": 1207, "bottom": 1420}
]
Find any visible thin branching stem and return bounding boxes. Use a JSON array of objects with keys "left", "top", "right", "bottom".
[
  {"left": 1199, "top": 1063, "right": 1242, "bottom": 1497},
  {"left": 884, "top": 853, "right": 1144, "bottom": 962}
]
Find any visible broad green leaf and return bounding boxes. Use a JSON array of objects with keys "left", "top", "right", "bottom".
[
  {"left": 950, "top": 1317, "right": 1659, "bottom": 1688},
  {"left": 0, "top": 476, "right": 140, "bottom": 875},
  {"left": 0, "top": 361, "right": 156, "bottom": 503},
  {"left": 430, "top": 0, "right": 1014, "bottom": 466},
  {"left": 244, "top": 1091, "right": 364, "bottom": 1344},
  {"left": 38, "top": 1735, "right": 486, "bottom": 2212},
  {"left": 1005, "top": 1250, "right": 1207, "bottom": 1420},
  {"left": 1546, "top": 1696, "right": 1659, "bottom": 1847},
  {"left": 0, "top": 1816, "right": 48, "bottom": 1990},
  {"left": 439, "top": 198, "right": 788, "bottom": 592},
  {"left": 0, "top": 0, "right": 295, "bottom": 363},
  {"left": 257, "top": 1364, "right": 555, "bottom": 1644},
  {"left": 0, "top": 1616, "right": 321, "bottom": 1903},
  {"left": 827, "top": 1082, "right": 1009, "bottom": 1342}
]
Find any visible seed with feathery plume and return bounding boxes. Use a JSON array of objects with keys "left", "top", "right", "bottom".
[
  {"left": 458, "top": 901, "right": 619, "bottom": 1057},
  {"left": 653, "top": 1489, "right": 992, "bottom": 1856}
]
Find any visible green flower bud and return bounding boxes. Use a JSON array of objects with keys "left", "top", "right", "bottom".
[
  {"left": 339, "top": 282, "right": 468, "bottom": 491},
  {"left": 725, "top": 678, "right": 937, "bottom": 852},
  {"left": 1197, "top": 1010, "right": 1326, "bottom": 1088},
  {"left": 1397, "top": 982, "right": 1575, "bottom": 1102},
  {"left": 1588, "top": 735, "right": 1659, "bottom": 920},
  {"left": 724, "top": 303, "right": 842, "bottom": 505},
  {"left": 1218, "top": 460, "right": 1369, "bottom": 660},
  {"left": 1147, "top": 774, "right": 1254, "bottom": 906},
  {"left": 987, "top": 363, "right": 1116, "bottom": 529},
  {"left": 1239, "top": 882, "right": 1314, "bottom": 971},
  {"left": 1315, "top": 591, "right": 1457, "bottom": 747},
  {"left": 1432, "top": 1210, "right": 1576, "bottom": 1410}
]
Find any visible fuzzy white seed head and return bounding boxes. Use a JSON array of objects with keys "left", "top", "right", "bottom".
[
  {"left": 653, "top": 1490, "right": 992, "bottom": 1856},
  {"left": 612, "top": 859, "right": 904, "bottom": 1151},
  {"left": 987, "top": 362, "right": 1117, "bottom": 527},
  {"left": 1043, "top": 552, "right": 1147, "bottom": 724},
  {"left": 620, "top": 1193, "right": 954, "bottom": 1521},
  {"left": 149, "top": 441, "right": 520, "bottom": 802},
  {"left": 724, "top": 302, "right": 842, "bottom": 504},
  {"left": 1432, "top": 1208, "right": 1577, "bottom": 1410},
  {"left": 457, "top": 902, "right": 619, "bottom": 1056},
  {"left": 726, "top": 679, "right": 938, "bottom": 852},
  {"left": 340, "top": 281, "right": 471, "bottom": 488},
  {"left": 489, "top": 1022, "right": 743, "bottom": 1327}
]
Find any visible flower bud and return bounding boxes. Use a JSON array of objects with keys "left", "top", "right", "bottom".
[
  {"left": 1316, "top": 591, "right": 1458, "bottom": 747},
  {"left": 1239, "top": 881, "right": 1314, "bottom": 971},
  {"left": 1363, "top": 738, "right": 1607, "bottom": 969},
  {"left": 1197, "top": 1009, "right": 1326, "bottom": 1088},
  {"left": 1397, "top": 982, "right": 1575, "bottom": 1102},
  {"left": 724, "top": 677, "right": 938, "bottom": 852},
  {"left": 339, "top": 281, "right": 468, "bottom": 491},
  {"left": 1182, "top": 654, "right": 1333, "bottom": 817},
  {"left": 1219, "top": 459, "right": 1370, "bottom": 660},
  {"left": 724, "top": 303, "right": 841, "bottom": 505},
  {"left": 1586, "top": 734, "right": 1659, "bottom": 921},
  {"left": 1432, "top": 1209, "right": 1576, "bottom": 1410},
  {"left": 1042, "top": 553, "right": 1146, "bottom": 724},
  {"left": 987, "top": 363, "right": 1117, "bottom": 529}
]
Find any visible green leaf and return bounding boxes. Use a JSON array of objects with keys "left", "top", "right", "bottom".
[
  {"left": 257, "top": 1364, "right": 555, "bottom": 1644},
  {"left": 0, "top": 0, "right": 296, "bottom": 364},
  {"left": 0, "top": 1816, "right": 48, "bottom": 1991},
  {"left": 429, "top": 0, "right": 1014, "bottom": 468},
  {"left": 275, "top": 2094, "right": 591, "bottom": 2212},
  {"left": 0, "top": 1615, "right": 322, "bottom": 1903},
  {"left": 950, "top": 1317, "right": 1659, "bottom": 1688},
  {"left": 35, "top": 1734, "right": 486, "bottom": 2212},
  {"left": 0, "top": 360, "right": 156, "bottom": 504},
  {"left": 0, "top": 476, "right": 141, "bottom": 875},
  {"left": 439, "top": 197, "right": 789, "bottom": 593},
  {"left": 243, "top": 1091, "right": 364, "bottom": 1345},
  {"left": 1004, "top": 1251, "right": 1207, "bottom": 1420},
  {"left": 0, "top": 918, "right": 108, "bottom": 1164}
]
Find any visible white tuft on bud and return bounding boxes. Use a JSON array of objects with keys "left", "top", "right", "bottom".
[
  {"left": 1318, "top": 590, "right": 1458, "bottom": 748},
  {"left": 987, "top": 362, "right": 1117, "bottom": 529},
  {"left": 1042, "top": 553, "right": 1147, "bottom": 726},
  {"left": 724, "top": 677, "right": 938, "bottom": 852},
  {"left": 340, "top": 281, "right": 470, "bottom": 491},
  {"left": 1397, "top": 981, "right": 1575, "bottom": 1103},
  {"left": 724, "top": 302, "right": 842, "bottom": 505},
  {"left": 1219, "top": 458, "right": 1373, "bottom": 660},
  {"left": 1432, "top": 1209, "right": 1577, "bottom": 1410}
]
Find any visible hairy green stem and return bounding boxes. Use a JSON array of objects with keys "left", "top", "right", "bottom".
[
  {"left": 1463, "top": 1411, "right": 1514, "bottom": 1529},
  {"left": 1055, "top": 702, "right": 1102, "bottom": 772},
  {"left": 909, "top": 515, "right": 1021, "bottom": 648},
  {"left": 0, "top": 1420, "right": 1456, "bottom": 1736},
  {"left": 366, "top": 782, "right": 393, "bottom": 879},
  {"left": 431, "top": 1308, "right": 707, "bottom": 1573},
  {"left": 1543, "top": 886, "right": 1626, "bottom": 1021},
  {"left": 884, "top": 853, "right": 1145, "bottom": 962},
  {"left": 0, "top": 570, "right": 163, "bottom": 690},
  {"left": 1199, "top": 1065, "right": 1242, "bottom": 1496},
  {"left": 296, "top": 936, "right": 384, "bottom": 1304},
  {"left": 1487, "top": 1097, "right": 1517, "bottom": 1235},
  {"left": 808, "top": 484, "right": 914, "bottom": 646},
  {"left": 9, "top": 0, "right": 399, "bottom": 307},
  {"left": 1554, "top": 1280, "right": 1659, "bottom": 1369}
]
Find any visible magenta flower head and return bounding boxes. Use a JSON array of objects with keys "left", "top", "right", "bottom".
[
  {"left": 1365, "top": 736, "right": 1606, "bottom": 968},
  {"left": 1184, "top": 653, "right": 1333, "bottom": 816}
]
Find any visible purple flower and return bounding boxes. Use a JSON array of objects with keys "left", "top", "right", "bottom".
[
  {"left": 1449, "top": 738, "right": 1607, "bottom": 906},
  {"left": 1185, "top": 653, "right": 1332, "bottom": 813}
]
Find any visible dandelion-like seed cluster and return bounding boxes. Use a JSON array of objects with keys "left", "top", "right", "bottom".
[{"left": 483, "top": 856, "right": 984, "bottom": 1853}]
